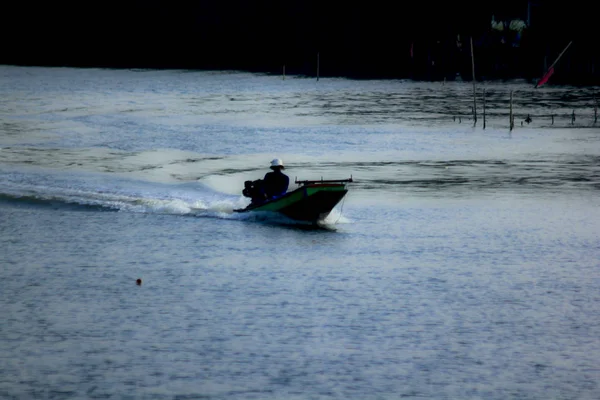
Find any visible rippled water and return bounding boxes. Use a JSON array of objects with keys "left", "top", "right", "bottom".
[{"left": 1, "top": 65, "right": 600, "bottom": 399}]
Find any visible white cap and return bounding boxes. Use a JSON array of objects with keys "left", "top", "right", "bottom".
[{"left": 270, "top": 158, "right": 284, "bottom": 169}]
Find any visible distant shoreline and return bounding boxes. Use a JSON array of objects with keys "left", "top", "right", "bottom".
[
  {"left": 3, "top": 61, "right": 599, "bottom": 87},
  {"left": 3, "top": 1, "right": 596, "bottom": 86}
]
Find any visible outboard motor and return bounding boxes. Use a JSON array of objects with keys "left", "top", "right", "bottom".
[{"left": 242, "top": 179, "right": 265, "bottom": 203}]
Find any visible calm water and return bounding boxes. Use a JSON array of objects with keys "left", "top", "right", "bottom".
[{"left": 1, "top": 65, "right": 600, "bottom": 399}]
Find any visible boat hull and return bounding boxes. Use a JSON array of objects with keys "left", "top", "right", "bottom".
[{"left": 234, "top": 183, "right": 348, "bottom": 223}]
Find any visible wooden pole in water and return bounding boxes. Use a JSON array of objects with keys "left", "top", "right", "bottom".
[
  {"left": 470, "top": 36, "right": 477, "bottom": 125},
  {"left": 317, "top": 52, "right": 320, "bottom": 81},
  {"left": 483, "top": 88, "right": 486, "bottom": 130},
  {"left": 509, "top": 90, "right": 514, "bottom": 131}
]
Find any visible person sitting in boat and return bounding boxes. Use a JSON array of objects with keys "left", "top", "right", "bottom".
[{"left": 263, "top": 158, "right": 289, "bottom": 200}]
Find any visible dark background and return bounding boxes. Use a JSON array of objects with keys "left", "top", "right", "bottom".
[{"left": 3, "top": 0, "right": 598, "bottom": 84}]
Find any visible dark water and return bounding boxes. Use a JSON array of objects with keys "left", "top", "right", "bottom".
[{"left": 1, "top": 66, "right": 600, "bottom": 399}]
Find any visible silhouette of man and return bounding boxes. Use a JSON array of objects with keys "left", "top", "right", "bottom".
[{"left": 263, "top": 158, "right": 289, "bottom": 199}]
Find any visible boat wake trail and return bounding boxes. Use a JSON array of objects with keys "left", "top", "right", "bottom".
[
  {"left": 0, "top": 169, "right": 249, "bottom": 219},
  {"left": 0, "top": 168, "right": 354, "bottom": 226}
]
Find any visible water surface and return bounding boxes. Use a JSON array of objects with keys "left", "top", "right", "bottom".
[{"left": 1, "top": 66, "right": 600, "bottom": 399}]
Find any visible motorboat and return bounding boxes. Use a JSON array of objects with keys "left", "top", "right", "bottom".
[{"left": 234, "top": 177, "right": 353, "bottom": 223}]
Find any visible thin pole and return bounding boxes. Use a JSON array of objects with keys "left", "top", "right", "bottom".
[
  {"left": 483, "top": 88, "right": 486, "bottom": 129},
  {"left": 548, "top": 41, "right": 573, "bottom": 71},
  {"left": 471, "top": 36, "right": 477, "bottom": 124},
  {"left": 535, "top": 41, "right": 573, "bottom": 88},
  {"left": 317, "top": 52, "right": 320, "bottom": 81},
  {"left": 509, "top": 90, "right": 514, "bottom": 131},
  {"left": 594, "top": 95, "right": 598, "bottom": 123}
]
